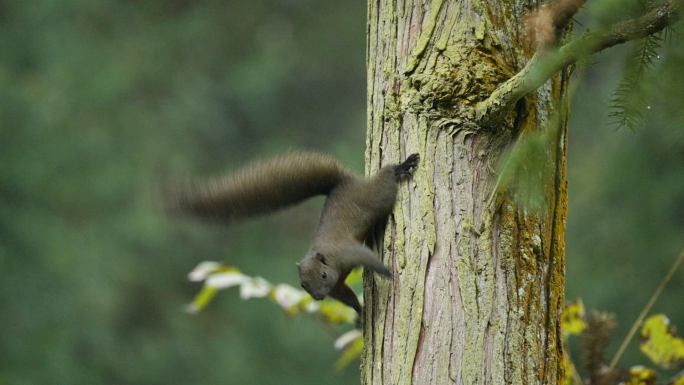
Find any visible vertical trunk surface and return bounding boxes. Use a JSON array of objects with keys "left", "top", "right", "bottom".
[{"left": 362, "top": 1, "right": 569, "bottom": 384}]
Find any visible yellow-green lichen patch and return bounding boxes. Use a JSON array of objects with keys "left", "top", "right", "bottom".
[
  {"left": 404, "top": 0, "right": 445, "bottom": 74},
  {"left": 389, "top": 116, "right": 436, "bottom": 384}
]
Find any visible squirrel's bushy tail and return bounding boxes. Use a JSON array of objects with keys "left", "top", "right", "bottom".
[{"left": 165, "top": 152, "right": 353, "bottom": 223}]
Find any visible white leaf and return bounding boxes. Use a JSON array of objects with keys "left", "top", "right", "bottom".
[
  {"left": 185, "top": 303, "right": 200, "bottom": 315},
  {"left": 188, "top": 261, "right": 223, "bottom": 282},
  {"left": 303, "top": 300, "right": 320, "bottom": 313},
  {"left": 273, "top": 284, "right": 306, "bottom": 309},
  {"left": 334, "top": 330, "right": 362, "bottom": 350},
  {"left": 206, "top": 272, "right": 249, "bottom": 289},
  {"left": 239, "top": 277, "right": 272, "bottom": 299}
]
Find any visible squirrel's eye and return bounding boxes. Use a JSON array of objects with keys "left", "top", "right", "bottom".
[{"left": 321, "top": 272, "right": 327, "bottom": 279}]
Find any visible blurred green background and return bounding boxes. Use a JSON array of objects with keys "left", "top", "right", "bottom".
[
  {"left": 566, "top": 37, "right": 684, "bottom": 376},
  {"left": 0, "top": 0, "right": 682, "bottom": 384}
]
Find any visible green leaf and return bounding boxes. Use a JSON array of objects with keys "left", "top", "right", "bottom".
[
  {"left": 562, "top": 354, "right": 577, "bottom": 385},
  {"left": 319, "top": 300, "right": 357, "bottom": 325},
  {"left": 187, "top": 286, "right": 219, "bottom": 314},
  {"left": 625, "top": 366, "right": 658, "bottom": 385},
  {"left": 562, "top": 298, "right": 587, "bottom": 336},
  {"left": 640, "top": 314, "right": 684, "bottom": 369},
  {"left": 334, "top": 331, "right": 363, "bottom": 369}
]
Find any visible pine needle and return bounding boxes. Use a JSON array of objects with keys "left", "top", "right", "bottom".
[
  {"left": 607, "top": 32, "right": 661, "bottom": 132},
  {"left": 607, "top": 0, "right": 665, "bottom": 132}
]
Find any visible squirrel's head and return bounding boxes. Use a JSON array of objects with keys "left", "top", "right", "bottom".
[{"left": 296, "top": 250, "right": 339, "bottom": 300}]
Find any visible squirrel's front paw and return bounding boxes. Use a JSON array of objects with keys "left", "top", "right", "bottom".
[{"left": 397, "top": 153, "right": 420, "bottom": 176}]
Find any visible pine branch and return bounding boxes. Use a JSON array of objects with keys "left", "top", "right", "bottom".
[
  {"left": 608, "top": 0, "right": 664, "bottom": 131},
  {"left": 608, "top": 31, "right": 662, "bottom": 131},
  {"left": 474, "top": 0, "right": 682, "bottom": 128}
]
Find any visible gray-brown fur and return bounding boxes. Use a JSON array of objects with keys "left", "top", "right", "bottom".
[
  {"left": 167, "top": 151, "right": 420, "bottom": 316},
  {"left": 166, "top": 152, "right": 353, "bottom": 222},
  {"left": 297, "top": 153, "right": 418, "bottom": 314}
]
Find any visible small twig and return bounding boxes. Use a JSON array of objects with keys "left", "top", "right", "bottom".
[
  {"left": 665, "top": 367, "right": 684, "bottom": 385},
  {"left": 608, "top": 247, "right": 684, "bottom": 371}
]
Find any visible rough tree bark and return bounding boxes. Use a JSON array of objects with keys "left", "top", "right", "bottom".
[
  {"left": 360, "top": 0, "right": 681, "bottom": 381},
  {"left": 362, "top": 1, "right": 569, "bottom": 384}
]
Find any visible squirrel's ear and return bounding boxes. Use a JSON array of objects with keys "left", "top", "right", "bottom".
[
  {"left": 296, "top": 262, "right": 300, "bottom": 267},
  {"left": 315, "top": 253, "right": 327, "bottom": 265}
]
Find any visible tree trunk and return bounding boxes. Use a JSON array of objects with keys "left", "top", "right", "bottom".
[{"left": 362, "top": 1, "right": 569, "bottom": 384}]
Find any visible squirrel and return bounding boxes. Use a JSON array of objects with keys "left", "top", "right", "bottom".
[{"left": 166, "top": 151, "right": 420, "bottom": 316}]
